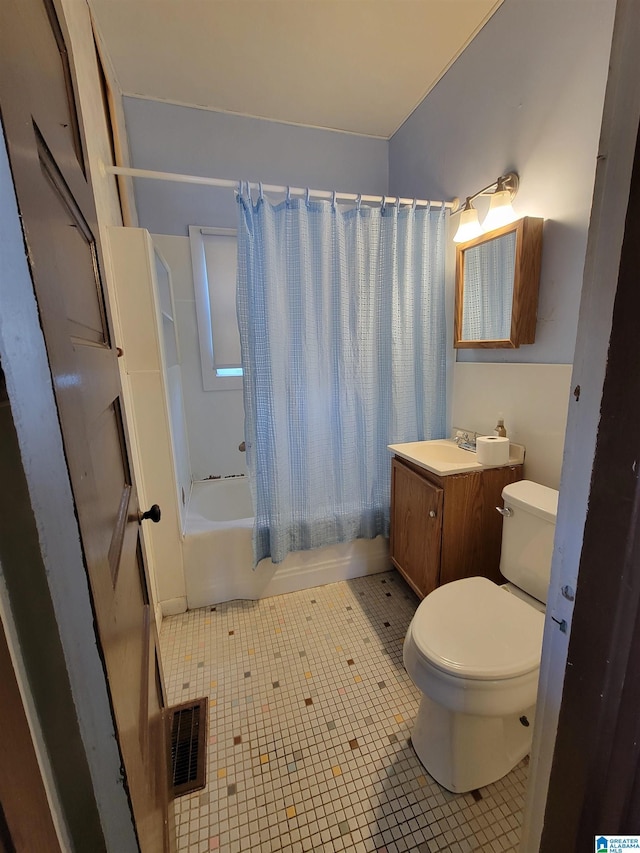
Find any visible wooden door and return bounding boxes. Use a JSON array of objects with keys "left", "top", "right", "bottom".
[
  {"left": 0, "top": 2, "right": 169, "bottom": 850},
  {"left": 390, "top": 458, "right": 443, "bottom": 598}
]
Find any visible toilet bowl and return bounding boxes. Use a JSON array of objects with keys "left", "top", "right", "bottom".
[{"left": 403, "top": 480, "right": 558, "bottom": 793}]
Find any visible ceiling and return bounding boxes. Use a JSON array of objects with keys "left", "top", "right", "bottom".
[{"left": 89, "top": 0, "right": 502, "bottom": 139}]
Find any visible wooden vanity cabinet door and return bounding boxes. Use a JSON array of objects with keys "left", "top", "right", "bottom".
[{"left": 390, "top": 458, "right": 443, "bottom": 598}]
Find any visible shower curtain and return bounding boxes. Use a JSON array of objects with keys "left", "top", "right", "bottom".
[{"left": 236, "top": 191, "right": 447, "bottom": 565}]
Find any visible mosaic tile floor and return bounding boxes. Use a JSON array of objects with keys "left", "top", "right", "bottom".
[{"left": 160, "top": 571, "right": 528, "bottom": 853}]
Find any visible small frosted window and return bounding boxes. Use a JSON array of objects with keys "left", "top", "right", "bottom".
[
  {"left": 216, "top": 367, "right": 243, "bottom": 377},
  {"left": 189, "top": 226, "right": 243, "bottom": 391}
]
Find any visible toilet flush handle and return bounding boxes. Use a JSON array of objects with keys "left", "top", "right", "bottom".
[{"left": 496, "top": 506, "right": 513, "bottom": 517}]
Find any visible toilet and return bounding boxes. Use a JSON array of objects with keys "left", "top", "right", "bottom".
[{"left": 403, "top": 480, "right": 558, "bottom": 793}]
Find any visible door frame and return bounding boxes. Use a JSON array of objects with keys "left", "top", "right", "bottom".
[{"left": 542, "top": 116, "right": 640, "bottom": 842}]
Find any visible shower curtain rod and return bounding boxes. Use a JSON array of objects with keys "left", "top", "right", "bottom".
[{"left": 105, "top": 165, "right": 459, "bottom": 211}]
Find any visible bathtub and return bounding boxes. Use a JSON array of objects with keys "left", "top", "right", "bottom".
[{"left": 183, "top": 477, "right": 390, "bottom": 607}]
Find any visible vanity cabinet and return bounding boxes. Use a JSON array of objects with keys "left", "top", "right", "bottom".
[{"left": 390, "top": 456, "right": 523, "bottom": 599}]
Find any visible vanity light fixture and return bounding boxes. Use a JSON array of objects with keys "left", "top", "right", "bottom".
[
  {"left": 453, "top": 172, "right": 519, "bottom": 242},
  {"left": 453, "top": 198, "right": 483, "bottom": 243}
]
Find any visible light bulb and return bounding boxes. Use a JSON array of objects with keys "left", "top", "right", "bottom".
[
  {"left": 453, "top": 202, "right": 482, "bottom": 243},
  {"left": 482, "top": 188, "right": 516, "bottom": 231}
]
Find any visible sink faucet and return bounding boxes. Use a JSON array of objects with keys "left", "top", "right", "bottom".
[{"left": 455, "top": 430, "right": 477, "bottom": 452}]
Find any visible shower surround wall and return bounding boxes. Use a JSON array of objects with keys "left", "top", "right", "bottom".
[
  {"left": 151, "top": 233, "right": 242, "bottom": 481},
  {"left": 109, "top": 227, "right": 191, "bottom": 616}
]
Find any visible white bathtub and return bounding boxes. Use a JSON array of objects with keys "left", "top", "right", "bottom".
[{"left": 183, "top": 477, "right": 390, "bottom": 607}]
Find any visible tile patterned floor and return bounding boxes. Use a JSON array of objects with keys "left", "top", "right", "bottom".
[{"left": 160, "top": 571, "right": 528, "bottom": 852}]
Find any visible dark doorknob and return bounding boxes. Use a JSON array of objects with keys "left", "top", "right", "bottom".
[{"left": 138, "top": 504, "right": 161, "bottom": 524}]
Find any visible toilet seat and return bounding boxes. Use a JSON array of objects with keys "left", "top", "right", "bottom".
[{"left": 410, "top": 576, "right": 545, "bottom": 681}]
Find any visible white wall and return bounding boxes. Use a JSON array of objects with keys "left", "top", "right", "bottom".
[{"left": 452, "top": 363, "right": 572, "bottom": 490}]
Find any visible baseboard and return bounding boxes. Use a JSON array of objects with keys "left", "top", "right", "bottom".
[
  {"left": 154, "top": 602, "right": 163, "bottom": 635},
  {"left": 160, "top": 596, "right": 188, "bottom": 617}
]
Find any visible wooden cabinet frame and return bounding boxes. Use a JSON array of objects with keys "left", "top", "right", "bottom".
[
  {"left": 454, "top": 216, "right": 543, "bottom": 349},
  {"left": 390, "top": 456, "right": 523, "bottom": 598}
]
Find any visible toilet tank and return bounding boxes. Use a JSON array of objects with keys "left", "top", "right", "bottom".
[{"left": 499, "top": 480, "right": 559, "bottom": 605}]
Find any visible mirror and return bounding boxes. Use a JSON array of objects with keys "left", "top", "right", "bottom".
[{"left": 454, "top": 217, "right": 543, "bottom": 348}]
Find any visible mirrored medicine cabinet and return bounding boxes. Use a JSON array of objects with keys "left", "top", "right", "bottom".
[{"left": 454, "top": 216, "right": 543, "bottom": 348}]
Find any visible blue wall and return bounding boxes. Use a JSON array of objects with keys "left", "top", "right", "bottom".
[
  {"left": 389, "top": 0, "right": 615, "bottom": 364},
  {"left": 123, "top": 97, "right": 389, "bottom": 235},
  {"left": 122, "top": 101, "right": 388, "bottom": 479},
  {"left": 122, "top": 0, "right": 615, "bottom": 369}
]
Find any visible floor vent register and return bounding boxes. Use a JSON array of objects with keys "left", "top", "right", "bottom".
[{"left": 167, "top": 697, "right": 208, "bottom": 797}]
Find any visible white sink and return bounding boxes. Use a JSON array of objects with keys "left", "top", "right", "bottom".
[{"left": 388, "top": 438, "right": 524, "bottom": 477}]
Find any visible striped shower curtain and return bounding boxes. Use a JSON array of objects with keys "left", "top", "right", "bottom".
[{"left": 236, "top": 192, "right": 447, "bottom": 565}]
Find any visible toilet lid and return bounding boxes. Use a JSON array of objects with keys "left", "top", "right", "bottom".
[{"left": 410, "top": 577, "right": 545, "bottom": 680}]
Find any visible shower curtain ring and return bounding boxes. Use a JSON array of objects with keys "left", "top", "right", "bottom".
[
  {"left": 356, "top": 193, "right": 362, "bottom": 211},
  {"left": 286, "top": 186, "right": 291, "bottom": 205},
  {"left": 305, "top": 187, "right": 310, "bottom": 206},
  {"left": 331, "top": 190, "right": 336, "bottom": 210},
  {"left": 258, "top": 182, "right": 264, "bottom": 201},
  {"left": 381, "top": 195, "right": 386, "bottom": 212}
]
